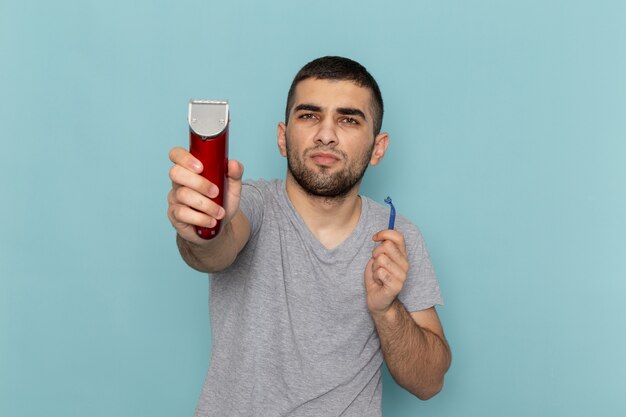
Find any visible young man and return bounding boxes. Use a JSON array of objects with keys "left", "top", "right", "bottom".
[{"left": 168, "top": 56, "right": 451, "bottom": 417}]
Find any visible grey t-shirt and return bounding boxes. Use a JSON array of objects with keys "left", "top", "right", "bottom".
[{"left": 194, "top": 179, "right": 442, "bottom": 417}]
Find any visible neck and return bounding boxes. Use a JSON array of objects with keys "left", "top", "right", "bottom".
[{"left": 285, "top": 172, "right": 363, "bottom": 250}]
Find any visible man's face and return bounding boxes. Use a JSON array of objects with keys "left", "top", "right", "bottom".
[{"left": 279, "top": 78, "right": 384, "bottom": 198}]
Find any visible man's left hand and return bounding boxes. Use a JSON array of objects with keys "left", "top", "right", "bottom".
[{"left": 364, "top": 229, "right": 409, "bottom": 317}]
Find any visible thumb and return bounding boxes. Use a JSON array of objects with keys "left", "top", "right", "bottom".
[
  {"left": 222, "top": 160, "right": 244, "bottom": 225},
  {"left": 225, "top": 159, "right": 244, "bottom": 204},
  {"left": 227, "top": 160, "right": 244, "bottom": 181}
]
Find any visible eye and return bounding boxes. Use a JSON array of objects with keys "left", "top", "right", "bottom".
[
  {"left": 299, "top": 113, "right": 317, "bottom": 120},
  {"left": 340, "top": 117, "right": 359, "bottom": 125}
]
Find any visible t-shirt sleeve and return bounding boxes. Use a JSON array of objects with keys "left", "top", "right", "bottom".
[
  {"left": 238, "top": 180, "right": 265, "bottom": 239},
  {"left": 397, "top": 223, "right": 443, "bottom": 312}
]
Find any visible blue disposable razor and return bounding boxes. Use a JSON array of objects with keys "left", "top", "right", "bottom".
[{"left": 384, "top": 196, "right": 396, "bottom": 230}]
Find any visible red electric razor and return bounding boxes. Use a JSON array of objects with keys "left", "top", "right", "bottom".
[{"left": 188, "top": 99, "right": 229, "bottom": 239}]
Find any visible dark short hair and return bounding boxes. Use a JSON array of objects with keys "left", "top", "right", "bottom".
[{"left": 285, "top": 56, "right": 384, "bottom": 135}]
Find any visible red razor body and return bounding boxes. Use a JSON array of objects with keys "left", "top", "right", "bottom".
[{"left": 188, "top": 100, "right": 229, "bottom": 239}]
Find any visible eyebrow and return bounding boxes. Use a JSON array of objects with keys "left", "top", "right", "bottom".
[
  {"left": 337, "top": 107, "right": 367, "bottom": 120},
  {"left": 294, "top": 104, "right": 322, "bottom": 113},
  {"left": 293, "top": 104, "right": 367, "bottom": 120}
]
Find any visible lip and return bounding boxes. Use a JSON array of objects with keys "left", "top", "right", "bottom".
[{"left": 310, "top": 152, "right": 341, "bottom": 165}]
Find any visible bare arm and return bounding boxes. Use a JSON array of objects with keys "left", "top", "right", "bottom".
[
  {"left": 175, "top": 209, "right": 250, "bottom": 272},
  {"left": 167, "top": 147, "right": 250, "bottom": 273},
  {"left": 371, "top": 302, "right": 451, "bottom": 400},
  {"left": 365, "top": 229, "right": 451, "bottom": 399}
]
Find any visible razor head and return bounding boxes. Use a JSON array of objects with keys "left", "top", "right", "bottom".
[{"left": 188, "top": 99, "right": 229, "bottom": 138}]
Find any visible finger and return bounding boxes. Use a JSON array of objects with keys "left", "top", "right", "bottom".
[
  {"left": 175, "top": 186, "right": 225, "bottom": 220},
  {"left": 372, "top": 240, "right": 409, "bottom": 272},
  {"left": 364, "top": 258, "right": 377, "bottom": 286},
  {"left": 169, "top": 203, "right": 217, "bottom": 229},
  {"left": 169, "top": 164, "right": 218, "bottom": 198},
  {"left": 367, "top": 267, "right": 386, "bottom": 288},
  {"left": 373, "top": 229, "right": 407, "bottom": 256},
  {"left": 365, "top": 259, "right": 385, "bottom": 291},
  {"left": 167, "top": 187, "right": 177, "bottom": 205},
  {"left": 372, "top": 253, "right": 407, "bottom": 285},
  {"left": 169, "top": 147, "right": 203, "bottom": 173},
  {"left": 372, "top": 263, "right": 404, "bottom": 295}
]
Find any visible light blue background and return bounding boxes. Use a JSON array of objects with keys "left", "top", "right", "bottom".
[{"left": 2, "top": 0, "right": 625, "bottom": 416}]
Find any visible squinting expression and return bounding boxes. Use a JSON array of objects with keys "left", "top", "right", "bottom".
[{"left": 283, "top": 78, "right": 377, "bottom": 198}]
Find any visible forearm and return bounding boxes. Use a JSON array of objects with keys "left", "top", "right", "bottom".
[
  {"left": 176, "top": 219, "right": 241, "bottom": 273},
  {"left": 372, "top": 299, "right": 451, "bottom": 400},
  {"left": 176, "top": 227, "right": 234, "bottom": 273}
]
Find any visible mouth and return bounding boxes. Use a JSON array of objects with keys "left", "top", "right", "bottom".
[{"left": 309, "top": 151, "right": 341, "bottom": 166}]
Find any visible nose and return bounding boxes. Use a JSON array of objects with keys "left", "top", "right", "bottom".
[{"left": 314, "top": 117, "right": 338, "bottom": 147}]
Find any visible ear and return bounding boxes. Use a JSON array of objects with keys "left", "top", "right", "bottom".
[
  {"left": 277, "top": 122, "right": 287, "bottom": 157},
  {"left": 369, "top": 132, "right": 389, "bottom": 166}
]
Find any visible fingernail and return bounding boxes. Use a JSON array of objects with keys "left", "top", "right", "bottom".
[
  {"left": 218, "top": 208, "right": 225, "bottom": 219},
  {"left": 192, "top": 161, "right": 202, "bottom": 172},
  {"left": 209, "top": 186, "right": 219, "bottom": 198}
]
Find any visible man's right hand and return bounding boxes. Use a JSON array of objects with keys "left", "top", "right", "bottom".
[{"left": 167, "top": 147, "right": 244, "bottom": 245}]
